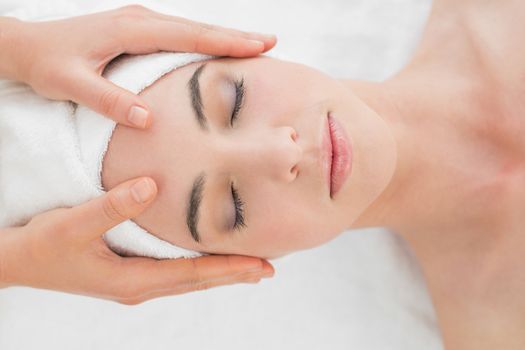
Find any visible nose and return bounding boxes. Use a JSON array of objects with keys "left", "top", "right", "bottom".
[{"left": 224, "top": 126, "right": 302, "bottom": 182}]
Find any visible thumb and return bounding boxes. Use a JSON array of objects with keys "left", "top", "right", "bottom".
[
  {"left": 72, "top": 70, "right": 152, "bottom": 129},
  {"left": 69, "top": 177, "right": 157, "bottom": 242}
]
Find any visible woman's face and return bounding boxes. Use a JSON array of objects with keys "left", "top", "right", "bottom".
[{"left": 102, "top": 56, "right": 396, "bottom": 259}]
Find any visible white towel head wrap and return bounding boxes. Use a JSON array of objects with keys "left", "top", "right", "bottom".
[{"left": 75, "top": 52, "right": 213, "bottom": 259}]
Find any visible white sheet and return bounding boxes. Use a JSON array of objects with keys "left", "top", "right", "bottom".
[{"left": 0, "top": 1, "right": 442, "bottom": 349}]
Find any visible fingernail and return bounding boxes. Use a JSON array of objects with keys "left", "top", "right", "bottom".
[
  {"left": 261, "top": 260, "right": 274, "bottom": 277},
  {"left": 130, "top": 178, "right": 155, "bottom": 203},
  {"left": 261, "top": 33, "right": 276, "bottom": 40},
  {"left": 248, "top": 39, "right": 265, "bottom": 50},
  {"left": 261, "top": 270, "right": 274, "bottom": 278},
  {"left": 250, "top": 32, "right": 276, "bottom": 40},
  {"left": 128, "top": 106, "right": 150, "bottom": 128}
]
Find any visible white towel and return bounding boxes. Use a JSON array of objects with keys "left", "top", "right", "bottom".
[{"left": 0, "top": 52, "right": 212, "bottom": 259}]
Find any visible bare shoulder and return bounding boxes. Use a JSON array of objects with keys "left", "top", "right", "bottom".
[{"left": 426, "top": 190, "right": 525, "bottom": 349}]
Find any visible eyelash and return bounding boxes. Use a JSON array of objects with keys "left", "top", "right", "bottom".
[
  {"left": 229, "top": 76, "right": 246, "bottom": 231},
  {"left": 230, "top": 183, "right": 246, "bottom": 231},
  {"left": 230, "top": 77, "right": 245, "bottom": 126}
]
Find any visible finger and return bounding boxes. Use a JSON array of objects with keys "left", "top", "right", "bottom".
[
  {"left": 112, "top": 5, "right": 276, "bottom": 55},
  {"left": 111, "top": 255, "right": 274, "bottom": 298},
  {"left": 118, "top": 20, "right": 267, "bottom": 58},
  {"left": 143, "top": 8, "right": 274, "bottom": 42},
  {"left": 148, "top": 14, "right": 277, "bottom": 52},
  {"left": 68, "top": 177, "right": 157, "bottom": 242},
  {"left": 70, "top": 70, "right": 153, "bottom": 129},
  {"left": 117, "top": 269, "right": 272, "bottom": 305}
]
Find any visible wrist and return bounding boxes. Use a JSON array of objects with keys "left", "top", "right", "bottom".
[
  {"left": 0, "top": 16, "right": 29, "bottom": 82},
  {"left": 0, "top": 227, "right": 22, "bottom": 289}
]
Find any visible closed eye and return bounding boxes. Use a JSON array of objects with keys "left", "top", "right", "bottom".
[
  {"left": 231, "top": 182, "right": 246, "bottom": 231},
  {"left": 230, "top": 77, "right": 245, "bottom": 126}
]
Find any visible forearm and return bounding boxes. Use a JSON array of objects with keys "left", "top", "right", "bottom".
[{"left": 0, "top": 16, "right": 29, "bottom": 81}]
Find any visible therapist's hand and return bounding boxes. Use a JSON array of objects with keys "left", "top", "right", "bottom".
[
  {"left": 0, "top": 5, "right": 276, "bottom": 128},
  {"left": 0, "top": 177, "right": 274, "bottom": 304}
]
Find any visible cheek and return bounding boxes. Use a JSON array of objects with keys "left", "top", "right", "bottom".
[
  {"left": 246, "top": 212, "right": 339, "bottom": 257},
  {"left": 243, "top": 188, "right": 341, "bottom": 256}
]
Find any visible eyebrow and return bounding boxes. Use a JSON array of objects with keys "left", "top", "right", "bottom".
[
  {"left": 186, "top": 173, "right": 206, "bottom": 243},
  {"left": 184, "top": 63, "right": 248, "bottom": 243},
  {"left": 185, "top": 64, "right": 208, "bottom": 244},
  {"left": 188, "top": 63, "right": 208, "bottom": 131}
]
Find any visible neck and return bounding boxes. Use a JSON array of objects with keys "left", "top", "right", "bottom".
[
  {"left": 338, "top": 2, "right": 525, "bottom": 347},
  {"left": 340, "top": 0, "right": 515, "bottom": 244},
  {"left": 344, "top": 63, "right": 507, "bottom": 243}
]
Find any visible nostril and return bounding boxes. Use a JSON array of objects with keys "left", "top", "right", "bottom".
[
  {"left": 290, "top": 129, "right": 298, "bottom": 142},
  {"left": 290, "top": 165, "right": 299, "bottom": 177}
]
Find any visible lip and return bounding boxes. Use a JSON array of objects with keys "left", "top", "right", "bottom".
[{"left": 322, "top": 113, "right": 352, "bottom": 198}]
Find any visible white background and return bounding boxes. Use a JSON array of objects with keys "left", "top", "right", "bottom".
[{"left": 0, "top": 1, "right": 442, "bottom": 349}]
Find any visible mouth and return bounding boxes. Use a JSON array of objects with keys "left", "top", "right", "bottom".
[{"left": 322, "top": 113, "right": 352, "bottom": 198}]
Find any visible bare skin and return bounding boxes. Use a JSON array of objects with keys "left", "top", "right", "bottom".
[
  {"left": 0, "top": 5, "right": 276, "bottom": 303},
  {"left": 100, "top": 0, "right": 525, "bottom": 345},
  {"left": 349, "top": 0, "right": 525, "bottom": 348}
]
